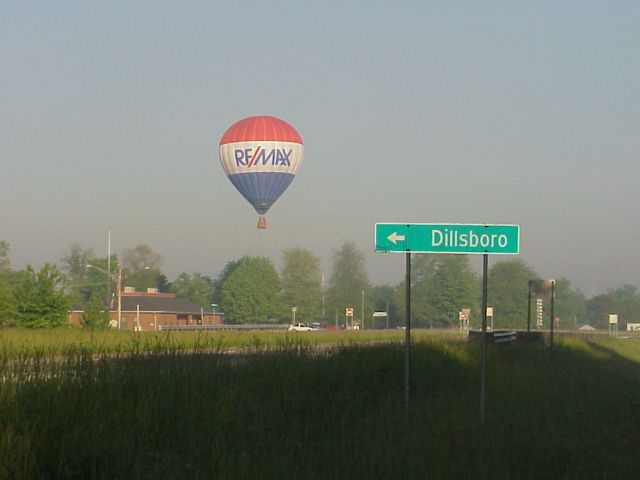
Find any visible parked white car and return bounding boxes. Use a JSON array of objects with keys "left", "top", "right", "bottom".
[{"left": 288, "top": 323, "right": 313, "bottom": 332}]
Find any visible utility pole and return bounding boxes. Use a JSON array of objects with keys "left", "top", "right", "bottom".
[
  {"left": 117, "top": 262, "right": 122, "bottom": 330},
  {"left": 361, "top": 290, "right": 365, "bottom": 330}
]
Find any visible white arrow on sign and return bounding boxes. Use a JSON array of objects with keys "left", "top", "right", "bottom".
[{"left": 387, "top": 232, "right": 405, "bottom": 244}]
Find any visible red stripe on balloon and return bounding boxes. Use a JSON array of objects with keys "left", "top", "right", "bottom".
[
  {"left": 247, "top": 146, "right": 262, "bottom": 167},
  {"left": 219, "top": 116, "right": 303, "bottom": 145}
]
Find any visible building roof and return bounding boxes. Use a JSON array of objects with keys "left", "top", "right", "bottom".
[
  {"left": 118, "top": 293, "right": 213, "bottom": 315},
  {"left": 70, "top": 291, "right": 221, "bottom": 316},
  {"left": 579, "top": 324, "right": 597, "bottom": 331}
]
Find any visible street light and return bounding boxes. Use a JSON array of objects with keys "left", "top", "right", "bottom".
[
  {"left": 87, "top": 263, "right": 122, "bottom": 330},
  {"left": 321, "top": 274, "right": 325, "bottom": 321}
]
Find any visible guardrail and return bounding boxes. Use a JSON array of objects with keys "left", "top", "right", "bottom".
[
  {"left": 159, "top": 324, "right": 289, "bottom": 332},
  {"left": 468, "top": 330, "right": 540, "bottom": 344}
]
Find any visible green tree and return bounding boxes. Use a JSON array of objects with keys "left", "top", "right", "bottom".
[
  {"left": 122, "top": 244, "right": 164, "bottom": 292},
  {"left": 487, "top": 259, "right": 539, "bottom": 329},
  {"left": 326, "top": 242, "right": 369, "bottom": 326},
  {"left": 280, "top": 248, "right": 322, "bottom": 323},
  {"left": 368, "top": 284, "right": 396, "bottom": 329},
  {"left": 409, "top": 255, "right": 443, "bottom": 328},
  {"left": 0, "top": 241, "right": 10, "bottom": 271},
  {"left": 13, "top": 264, "right": 71, "bottom": 328},
  {"left": 426, "top": 255, "right": 478, "bottom": 328},
  {"left": 0, "top": 279, "right": 15, "bottom": 326},
  {"left": 553, "top": 278, "right": 586, "bottom": 329},
  {"left": 219, "top": 256, "right": 281, "bottom": 324},
  {"left": 585, "top": 293, "right": 617, "bottom": 329},
  {"left": 62, "top": 244, "right": 117, "bottom": 306},
  {"left": 212, "top": 259, "right": 242, "bottom": 308},
  {"left": 585, "top": 285, "right": 640, "bottom": 329},
  {"left": 608, "top": 285, "right": 640, "bottom": 326},
  {"left": 170, "top": 273, "right": 216, "bottom": 306},
  {"left": 81, "top": 298, "right": 111, "bottom": 330},
  {"left": 84, "top": 254, "right": 119, "bottom": 303},
  {"left": 0, "top": 241, "right": 15, "bottom": 325},
  {"left": 393, "top": 281, "right": 407, "bottom": 329},
  {"left": 62, "top": 243, "right": 94, "bottom": 279},
  {"left": 394, "top": 255, "right": 477, "bottom": 328}
]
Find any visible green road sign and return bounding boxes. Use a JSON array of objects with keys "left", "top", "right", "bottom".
[{"left": 375, "top": 223, "right": 520, "bottom": 254}]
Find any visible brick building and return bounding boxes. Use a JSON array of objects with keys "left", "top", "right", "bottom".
[{"left": 69, "top": 289, "right": 223, "bottom": 331}]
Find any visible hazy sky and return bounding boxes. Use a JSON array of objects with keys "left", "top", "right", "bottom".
[{"left": 2, "top": 1, "right": 638, "bottom": 297}]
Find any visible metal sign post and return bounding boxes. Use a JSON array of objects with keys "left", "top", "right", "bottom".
[
  {"left": 373, "top": 311, "right": 388, "bottom": 330},
  {"left": 609, "top": 314, "right": 618, "bottom": 337},
  {"left": 374, "top": 222, "right": 520, "bottom": 422},
  {"left": 480, "top": 254, "right": 488, "bottom": 425},
  {"left": 404, "top": 252, "right": 411, "bottom": 413},
  {"left": 345, "top": 307, "right": 353, "bottom": 329},
  {"left": 549, "top": 280, "right": 556, "bottom": 353},
  {"left": 527, "top": 281, "right": 533, "bottom": 332},
  {"left": 458, "top": 309, "right": 470, "bottom": 333}
]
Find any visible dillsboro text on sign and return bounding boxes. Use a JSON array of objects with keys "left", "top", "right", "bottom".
[{"left": 374, "top": 223, "right": 520, "bottom": 255}]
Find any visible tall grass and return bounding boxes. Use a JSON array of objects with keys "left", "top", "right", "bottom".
[
  {"left": 1, "top": 335, "right": 639, "bottom": 478},
  {"left": 0, "top": 327, "right": 456, "bottom": 359}
]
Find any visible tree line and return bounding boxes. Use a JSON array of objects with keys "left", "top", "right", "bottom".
[{"left": 0, "top": 239, "right": 638, "bottom": 330}]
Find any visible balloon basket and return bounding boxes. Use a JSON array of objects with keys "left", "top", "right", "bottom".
[{"left": 257, "top": 216, "right": 267, "bottom": 229}]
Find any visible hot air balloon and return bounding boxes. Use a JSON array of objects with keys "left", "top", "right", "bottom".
[{"left": 219, "top": 116, "right": 303, "bottom": 229}]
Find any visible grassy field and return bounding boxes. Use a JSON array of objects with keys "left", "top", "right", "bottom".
[
  {"left": 0, "top": 327, "right": 458, "bottom": 358},
  {"left": 1, "top": 330, "right": 639, "bottom": 479}
]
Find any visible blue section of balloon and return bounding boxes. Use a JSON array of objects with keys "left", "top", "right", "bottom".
[{"left": 227, "top": 172, "right": 295, "bottom": 215}]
